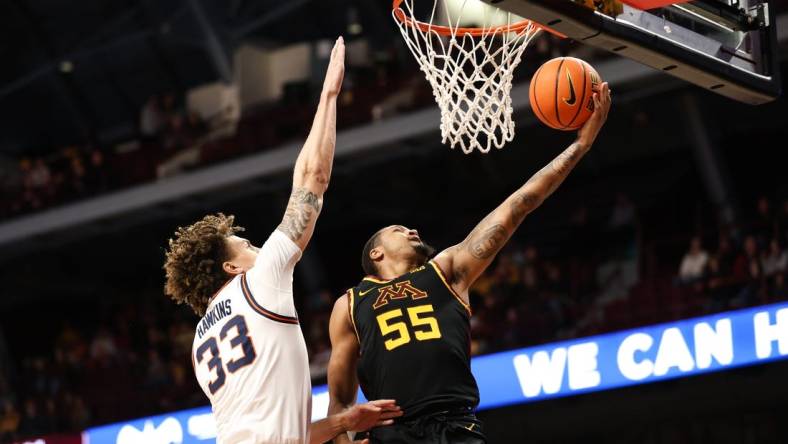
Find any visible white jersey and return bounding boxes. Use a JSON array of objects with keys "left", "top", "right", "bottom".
[{"left": 191, "top": 230, "right": 311, "bottom": 444}]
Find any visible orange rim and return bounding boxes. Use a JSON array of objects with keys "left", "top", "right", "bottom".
[{"left": 392, "top": 0, "right": 566, "bottom": 38}]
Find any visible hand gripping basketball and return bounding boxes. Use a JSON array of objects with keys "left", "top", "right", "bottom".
[{"left": 577, "top": 81, "right": 612, "bottom": 146}]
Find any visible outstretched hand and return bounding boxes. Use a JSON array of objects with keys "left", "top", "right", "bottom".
[
  {"left": 322, "top": 36, "right": 346, "bottom": 97},
  {"left": 342, "top": 399, "right": 403, "bottom": 433},
  {"left": 577, "top": 81, "right": 612, "bottom": 146}
]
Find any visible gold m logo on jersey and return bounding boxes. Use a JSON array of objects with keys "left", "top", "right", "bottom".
[{"left": 372, "top": 280, "right": 428, "bottom": 309}]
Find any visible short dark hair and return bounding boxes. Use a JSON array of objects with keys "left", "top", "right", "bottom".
[
  {"left": 163, "top": 213, "right": 244, "bottom": 316},
  {"left": 361, "top": 229, "right": 383, "bottom": 277}
]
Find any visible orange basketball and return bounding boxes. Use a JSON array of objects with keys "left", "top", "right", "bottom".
[{"left": 529, "top": 57, "right": 601, "bottom": 131}]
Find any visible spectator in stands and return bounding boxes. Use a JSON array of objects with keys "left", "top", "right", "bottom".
[
  {"left": 522, "top": 245, "right": 540, "bottom": 268},
  {"left": 731, "top": 236, "right": 763, "bottom": 307},
  {"left": 161, "top": 93, "right": 181, "bottom": 118},
  {"left": 84, "top": 149, "right": 108, "bottom": 192},
  {"left": 706, "top": 256, "right": 733, "bottom": 312},
  {"left": 29, "top": 158, "right": 52, "bottom": 199},
  {"left": 494, "top": 253, "right": 521, "bottom": 300},
  {"left": 1, "top": 160, "right": 22, "bottom": 216},
  {"left": 186, "top": 111, "right": 208, "bottom": 136},
  {"left": 66, "top": 397, "right": 91, "bottom": 432},
  {"left": 158, "top": 111, "right": 207, "bottom": 178},
  {"left": 609, "top": 192, "right": 636, "bottom": 230},
  {"left": 569, "top": 204, "right": 595, "bottom": 258},
  {"left": 169, "top": 319, "right": 193, "bottom": 358},
  {"left": 733, "top": 235, "right": 760, "bottom": 281},
  {"left": 771, "top": 273, "right": 788, "bottom": 302},
  {"left": 0, "top": 374, "right": 12, "bottom": 406},
  {"left": 144, "top": 350, "right": 169, "bottom": 388},
  {"left": 716, "top": 233, "right": 736, "bottom": 275},
  {"left": 140, "top": 95, "right": 164, "bottom": 138},
  {"left": 0, "top": 327, "right": 10, "bottom": 382},
  {"left": 679, "top": 236, "right": 709, "bottom": 284},
  {"left": 521, "top": 265, "right": 540, "bottom": 300},
  {"left": 165, "top": 357, "right": 191, "bottom": 409},
  {"left": 0, "top": 400, "right": 20, "bottom": 441},
  {"left": 471, "top": 291, "right": 506, "bottom": 355},
  {"left": 750, "top": 196, "right": 775, "bottom": 241},
  {"left": 162, "top": 114, "right": 190, "bottom": 153},
  {"left": 56, "top": 323, "right": 86, "bottom": 369},
  {"left": 308, "top": 339, "right": 331, "bottom": 379},
  {"left": 89, "top": 326, "right": 118, "bottom": 368},
  {"left": 19, "top": 157, "right": 40, "bottom": 210},
  {"left": 17, "top": 399, "right": 48, "bottom": 437},
  {"left": 568, "top": 205, "right": 597, "bottom": 299},
  {"left": 43, "top": 399, "right": 58, "bottom": 434},
  {"left": 762, "top": 238, "right": 787, "bottom": 277},
  {"left": 306, "top": 289, "right": 334, "bottom": 312},
  {"left": 778, "top": 198, "right": 788, "bottom": 240},
  {"left": 543, "top": 262, "right": 569, "bottom": 329},
  {"left": 67, "top": 153, "right": 87, "bottom": 198}
]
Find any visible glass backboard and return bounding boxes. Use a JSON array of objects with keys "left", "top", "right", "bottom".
[{"left": 484, "top": 0, "right": 781, "bottom": 104}]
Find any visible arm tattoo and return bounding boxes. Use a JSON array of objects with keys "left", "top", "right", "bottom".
[
  {"left": 508, "top": 142, "right": 586, "bottom": 227},
  {"left": 467, "top": 224, "right": 508, "bottom": 259},
  {"left": 277, "top": 187, "right": 322, "bottom": 242},
  {"left": 449, "top": 143, "right": 586, "bottom": 283},
  {"left": 549, "top": 143, "right": 583, "bottom": 179},
  {"left": 509, "top": 192, "right": 540, "bottom": 226}
]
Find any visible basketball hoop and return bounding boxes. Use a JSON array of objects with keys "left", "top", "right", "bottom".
[{"left": 393, "top": 0, "right": 564, "bottom": 154}]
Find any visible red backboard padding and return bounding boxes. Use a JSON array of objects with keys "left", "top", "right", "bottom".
[{"left": 620, "top": 0, "right": 689, "bottom": 9}]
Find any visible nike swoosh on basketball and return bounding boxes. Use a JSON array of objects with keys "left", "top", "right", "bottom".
[
  {"left": 563, "top": 69, "right": 577, "bottom": 106},
  {"left": 359, "top": 288, "right": 378, "bottom": 297}
]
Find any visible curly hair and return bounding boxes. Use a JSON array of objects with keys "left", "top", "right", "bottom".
[{"left": 163, "top": 213, "right": 245, "bottom": 316}]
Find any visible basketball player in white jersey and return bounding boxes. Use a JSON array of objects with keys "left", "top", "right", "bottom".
[{"left": 164, "top": 37, "right": 401, "bottom": 444}]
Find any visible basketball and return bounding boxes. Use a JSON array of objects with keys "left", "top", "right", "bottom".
[{"left": 529, "top": 57, "right": 602, "bottom": 131}]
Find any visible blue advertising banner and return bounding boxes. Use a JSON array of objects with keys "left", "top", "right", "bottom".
[
  {"left": 471, "top": 302, "right": 788, "bottom": 409},
  {"left": 85, "top": 302, "right": 788, "bottom": 443},
  {"left": 85, "top": 406, "right": 215, "bottom": 444}
]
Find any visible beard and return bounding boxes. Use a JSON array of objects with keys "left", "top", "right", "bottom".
[{"left": 413, "top": 241, "right": 437, "bottom": 262}]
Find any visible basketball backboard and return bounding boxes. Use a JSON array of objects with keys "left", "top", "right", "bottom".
[{"left": 483, "top": 0, "right": 781, "bottom": 104}]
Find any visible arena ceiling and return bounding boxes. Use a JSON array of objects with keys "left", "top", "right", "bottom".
[
  {"left": 0, "top": 0, "right": 397, "bottom": 156},
  {"left": 2, "top": 0, "right": 786, "bottom": 156},
  {"left": 0, "top": 1, "right": 786, "bottom": 269}
]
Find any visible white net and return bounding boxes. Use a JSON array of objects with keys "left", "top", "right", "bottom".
[{"left": 393, "top": 0, "right": 540, "bottom": 154}]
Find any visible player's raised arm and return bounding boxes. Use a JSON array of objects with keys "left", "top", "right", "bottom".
[
  {"left": 277, "top": 37, "right": 345, "bottom": 251},
  {"left": 434, "top": 82, "right": 612, "bottom": 294}
]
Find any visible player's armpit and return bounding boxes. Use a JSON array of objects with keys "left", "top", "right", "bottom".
[
  {"left": 244, "top": 230, "right": 303, "bottom": 319},
  {"left": 327, "top": 293, "right": 361, "bottom": 444}
]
